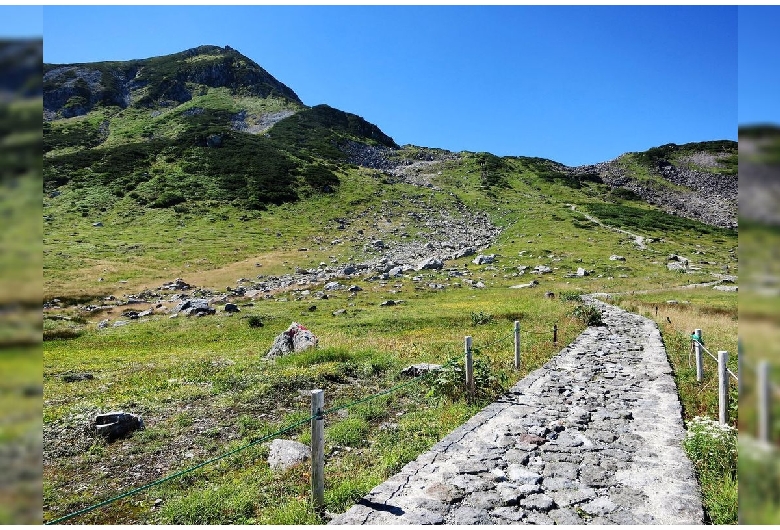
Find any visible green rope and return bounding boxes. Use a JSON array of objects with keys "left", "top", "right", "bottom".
[
  {"left": 44, "top": 416, "right": 312, "bottom": 525},
  {"left": 322, "top": 370, "right": 435, "bottom": 416},
  {"left": 46, "top": 369, "right": 440, "bottom": 525}
]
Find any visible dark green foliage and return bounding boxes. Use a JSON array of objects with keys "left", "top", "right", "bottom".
[
  {"left": 0, "top": 101, "right": 41, "bottom": 181},
  {"left": 300, "top": 164, "right": 339, "bottom": 191},
  {"left": 584, "top": 202, "right": 736, "bottom": 237},
  {"left": 475, "top": 152, "right": 508, "bottom": 188},
  {"left": 43, "top": 119, "right": 105, "bottom": 152},
  {"left": 517, "top": 156, "right": 601, "bottom": 189},
  {"left": 270, "top": 104, "right": 398, "bottom": 161},
  {"left": 246, "top": 316, "right": 264, "bottom": 328},
  {"left": 608, "top": 187, "right": 641, "bottom": 201},
  {"left": 427, "top": 355, "right": 508, "bottom": 402},
  {"left": 634, "top": 140, "right": 737, "bottom": 169},
  {"left": 571, "top": 305, "right": 603, "bottom": 326}
]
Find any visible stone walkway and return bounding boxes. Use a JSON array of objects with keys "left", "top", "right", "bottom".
[{"left": 330, "top": 297, "right": 703, "bottom": 525}]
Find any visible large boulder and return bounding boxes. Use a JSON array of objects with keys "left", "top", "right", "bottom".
[
  {"left": 266, "top": 322, "right": 318, "bottom": 359},
  {"left": 267, "top": 439, "right": 311, "bottom": 471}
]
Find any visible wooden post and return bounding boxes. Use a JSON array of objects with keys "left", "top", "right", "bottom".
[
  {"left": 465, "top": 336, "right": 474, "bottom": 396},
  {"left": 759, "top": 361, "right": 771, "bottom": 444},
  {"left": 553, "top": 324, "right": 558, "bottom": 344},
  {"left": 310, "top": 389, "right": 325, "bottom": 513},
  {"left": 694, "top": 329, "right": 703, "bottom": 383},
  {"left": 514, "top": 321, "right": 521, "bottom": 371},
  {"left": 718, "top": 351, "right": 728, "bottom": 426}
]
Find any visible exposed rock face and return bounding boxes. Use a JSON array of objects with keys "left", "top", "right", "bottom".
[{"left": 570, "top": 153, "right": 737, "bottom": 230}]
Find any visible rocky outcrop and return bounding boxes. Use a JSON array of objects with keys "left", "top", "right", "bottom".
[
  {"left": 570, "top": 154, "right": 737, "bottom": 229},
  {"left": 44, "top": 45, "right": 302, "bottom": 120}
]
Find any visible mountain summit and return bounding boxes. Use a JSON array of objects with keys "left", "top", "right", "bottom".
[
  {"left": 44, "top": 45, "right": 400, "bottom": 209},
  {"left": 44, "top": 44, "right": 302, "bottom": 119}
]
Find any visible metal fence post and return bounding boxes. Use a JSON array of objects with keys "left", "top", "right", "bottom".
[
  {"left": 759, "top": 361, "right": 771, "bottom": 444},
  {"left": 514, "top": 321, "right": 521, "bottom": 371},
  {"left": 718, "top": 351, "right": 728, "bottom": 426},
  {"left": 553, "top": 324, "right": 558, "bottom": 344},
  {"left": 465, "top": 336, "right": 474, "bottom": 396},
  {"left": 310, "top": 389, "right": 325, "bottom": 513},
  {"left": 694, "top": 329, "right": 703, "bottom": 382}
]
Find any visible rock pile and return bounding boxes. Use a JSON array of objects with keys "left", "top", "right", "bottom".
[{"left": 570, "top": 156, "right": 736, "bottom": 229}]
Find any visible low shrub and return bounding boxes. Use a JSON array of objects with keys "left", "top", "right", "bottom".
[
  {"left": 571, "top": 305, "right": 603, "bottom": 326},
  {"left": 427, "top": 354, "right": 507, "bottom": 402},
  {"left": 470, "top": 311, "right": 494, "bottom": 326}
]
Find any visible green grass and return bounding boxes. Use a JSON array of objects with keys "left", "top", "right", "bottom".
[{"left": 42, "top": 63, "right": 740, "bottom": 523}]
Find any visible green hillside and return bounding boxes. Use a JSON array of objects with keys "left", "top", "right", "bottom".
[{"left": 42, "top": 45, "right": 739, "bottom": 525}]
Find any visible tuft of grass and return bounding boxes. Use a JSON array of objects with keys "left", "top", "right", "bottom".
[{"left": 682, "top": 416, "right": 737, "bottom": 524}]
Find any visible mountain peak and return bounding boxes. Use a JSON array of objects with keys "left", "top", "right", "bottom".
[{"left": 43, "top": 44, "right": 302, "bottom": 119}]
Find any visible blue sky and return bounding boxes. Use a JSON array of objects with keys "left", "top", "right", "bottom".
[
  {"left": 38, "top": 6, "right": 737, "bottom": 165},
  {"left": 739, "top": 6, "right": 780, "bottom": 126}
]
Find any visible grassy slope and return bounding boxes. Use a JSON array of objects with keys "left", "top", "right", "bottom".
[{"left": 42, "top": 86, "right": 739, "bottom": 523}]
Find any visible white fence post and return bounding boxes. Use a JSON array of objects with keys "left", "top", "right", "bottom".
[
  {"left": 718, "top": 351, "right": 729, "bottom": 426},
  {"left": 465, "top": 336, "right": 474, "bottom": 396},
  {"left": 310, "top": 389, "right": 325, "bottom": 513},
  {"left": 759, "top": 361, "right": 771, "bottom": 444},
  {"left": 694, "top": 329, "right": 703, "bottom": 382},
  {"left": 514, "top": 321, "right": 521, "bottom": 371}
]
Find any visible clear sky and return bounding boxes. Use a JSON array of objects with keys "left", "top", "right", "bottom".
[
  {"left": 39, "top": 5, "right": 737, "bottom": 166},
  {"left": 738, "top": 6, "right": 780, "bottom": 126},
  {"left": 0, "top": 5, "right": 42, "bottom": 37}
]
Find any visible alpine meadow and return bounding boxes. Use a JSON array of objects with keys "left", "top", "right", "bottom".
[{"left": 42, "top": 45, "right": 739, "bottom": 524}]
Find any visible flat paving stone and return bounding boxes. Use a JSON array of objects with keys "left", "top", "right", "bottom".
[{"left": 330, "top": 298, "right": 704, "bottom": 525}]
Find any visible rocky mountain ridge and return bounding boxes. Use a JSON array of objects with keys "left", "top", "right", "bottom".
[
  {"left": 43, "top": 44, "right": 737, "bottom": 228},
  {"left": 44, "top": 45, "right": 302, "bottom": 120}
]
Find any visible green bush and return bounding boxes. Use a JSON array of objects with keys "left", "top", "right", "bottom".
[
  {"left": 571, "top": 305, "right": 603, "bottom": 326},
  {"left": 470, "top": 311, "right": 494, "bottom": 326},
  {"left": 558, "top": 290, "right": 583, "bottom": 302},
  {"left": 427, "top": 354, "right": 507, "bottom": 402}
]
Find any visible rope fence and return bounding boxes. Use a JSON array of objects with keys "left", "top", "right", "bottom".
[
  {"left": 690, "top": 329, "right": 737, "bottom": 426},
  {"left": 46, "top": 320, "right": 560, "bottom": 525}
]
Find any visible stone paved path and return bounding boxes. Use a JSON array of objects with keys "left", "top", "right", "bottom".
[{"left": 330, "top": 297, "right": 703, "bottom": 525}]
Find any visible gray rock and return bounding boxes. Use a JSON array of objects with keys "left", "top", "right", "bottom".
[
  {"left": 401, "top": 363, "right": 442, "bottom": 377},
  {"left": 267, "top": 439, "right": 310, "bottom": 471},
  {"left": 224, "top": 303, "right": 240, "bottom": 313},
  {"left": 266, "top": 322, "right": 318, "bottom": 358},
  {"left": 449, "top": 505, "right": 492, "bottom": 524},
  {"left": 95, "top": 411, "right": 143, "bottom": 441},
  {"left": 532, "top": 265, "right": 553, "bottom": 274},
  {"left": 609, "top": 255, "right": 626, "bottom": 261},
  {"left": 472, "top": 254, "right": 496, "bottom": 265},
  {"left": 416, "top": 257, "right": 444, "bottom": 270}
]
